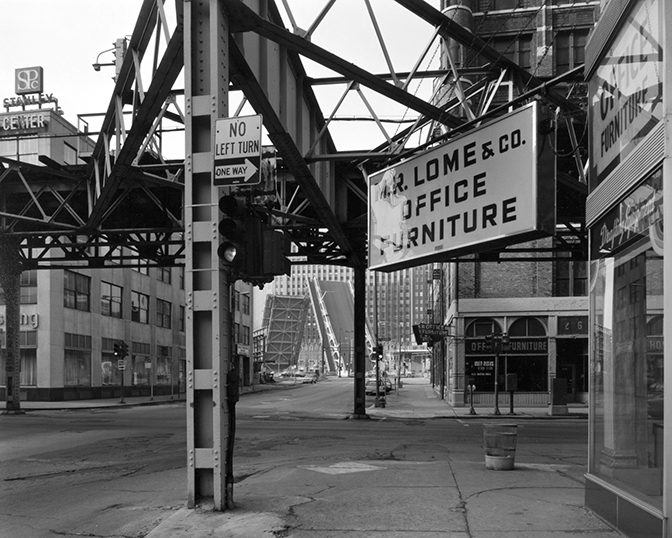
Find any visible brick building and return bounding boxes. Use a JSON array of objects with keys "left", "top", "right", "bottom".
[{"left": 431, "top": 0, "right": 597, "bottom": 408}]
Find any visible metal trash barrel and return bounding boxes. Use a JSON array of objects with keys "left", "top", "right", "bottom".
[{"left": 483, "top": 424, "right": 517, "bottom": 470}]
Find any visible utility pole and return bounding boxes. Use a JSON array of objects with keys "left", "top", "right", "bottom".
[{"left": 487, "top": 332, "right": 509, "bottom": 416}]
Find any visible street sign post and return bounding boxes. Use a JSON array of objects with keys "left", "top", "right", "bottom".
[{"left": 214, "top": 114, "right": 262, "bottom": 186}]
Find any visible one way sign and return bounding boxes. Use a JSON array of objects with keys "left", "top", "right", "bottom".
[{"left": 213, "top": 114, "right": 262, "bottom": 186}]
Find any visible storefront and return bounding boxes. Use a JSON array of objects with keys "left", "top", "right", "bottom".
[
  {"left": 584, "top": 1, "right": 669, "bottom": 535},
  {"left": 463, "top": 316, "right": 563, "bottom": 407}
]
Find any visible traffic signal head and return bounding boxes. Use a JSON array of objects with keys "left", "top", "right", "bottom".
[
  {"left": 114, "top": 341, "right": 129, "bottom": 358},
  {"left": 218, "top": 195, "right": 248, "bottom": 269},
  {"left": 412, "top": 324, "right": 423, "bottom": 345},
  {"left": 484, "top": 334, "right": 493, "bottom": 353},
  {"left": 501, "top": 333, "right": 510, "bottom": 352},
  {"left": 262, "top": 228, "right": 291, "bottom": 277}
]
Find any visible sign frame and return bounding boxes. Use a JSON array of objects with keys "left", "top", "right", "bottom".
[
  {"left": 213, "top": 114, "right": 262, "bottom": 186},
  {"left": 367, "top": 102, "right": 555, "bottom": 272}
]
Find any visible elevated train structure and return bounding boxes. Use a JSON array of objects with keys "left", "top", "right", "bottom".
[{"left": 1, "top": 0, "right": 590, "bottom": 508}]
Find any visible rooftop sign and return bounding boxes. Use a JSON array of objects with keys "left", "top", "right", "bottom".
[
  {"left": 368, "top": 102, "right": 555, "bottom": 271},
  {"left": 15, "top": 66, "right": 43, "bottom": 95},
  {"left": 3, "top": 66, "right": 61, "bottom": 114}
]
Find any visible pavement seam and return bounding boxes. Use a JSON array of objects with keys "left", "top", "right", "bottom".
[{"left": 447, "top": 459, "right": 475, "bottom": 538}]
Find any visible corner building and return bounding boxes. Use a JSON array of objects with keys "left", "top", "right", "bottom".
[{"left": 434, "top": 0, "right": 596, "bottom": 408}]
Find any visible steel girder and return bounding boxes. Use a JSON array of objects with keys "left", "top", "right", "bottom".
[{"left": 0, "top": 0, "right": 589, "bottom": 269}]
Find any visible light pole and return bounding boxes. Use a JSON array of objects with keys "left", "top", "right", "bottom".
[
  {"left": 487, "top": 332, "right": 509, "bottom": 416},
  {"left": 468, "top": 378, "right": 476, "bottom": 415}
]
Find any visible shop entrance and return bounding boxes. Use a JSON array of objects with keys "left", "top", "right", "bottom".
[{"left": 556, "top": 339, "right": 588, "bottom": 403}]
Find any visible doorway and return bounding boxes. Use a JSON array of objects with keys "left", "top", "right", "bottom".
[{"left": 556, "top": 339, "right": 588, "bottom": 403}]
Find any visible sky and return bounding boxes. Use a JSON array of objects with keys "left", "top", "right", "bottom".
[
  {"left": 1, "top": 0, "right": 442, "bottom": 152},
  {"left": 1, "top": 1, "right": 142, "bottom": 128}
]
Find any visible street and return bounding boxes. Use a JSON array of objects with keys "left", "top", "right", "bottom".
[{"left": 1, "top": 378, "right": 592, "bottom": 537}]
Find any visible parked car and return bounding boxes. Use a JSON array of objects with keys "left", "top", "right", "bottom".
[
  {"left": 302, "top": 372, "right": 318, "bottom": 384},
  {"left": 365, "top": 376, "right": 392, "bottom": 395}
]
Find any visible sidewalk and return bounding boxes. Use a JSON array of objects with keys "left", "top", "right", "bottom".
[
  {"left": 0, "top": 379, "right": 295, "bottom": 411},
  {"left": 366, "top": 376, "right": 588, "bottom": 421},
  {"left": 143, "top": 378, "right": 616, "bottom": 538}
]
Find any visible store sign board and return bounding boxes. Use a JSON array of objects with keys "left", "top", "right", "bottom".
[
  {"left": 588, "top": 0, "right": 663, "bottom": 188},
  {"left": 648, "top": 336, "right": 663, "bottom": 353},
  {"left": 368, "top": 102, "right": 554, "bottom": 271},
  {"left": 466, "top": 338, "right": 548, "bottom": 355},
  {"left": 213, "top": 114, "right": 262, "bottom": 186},
  {"left": 590, "top": 167, "right": 663, "bottom": 258}
]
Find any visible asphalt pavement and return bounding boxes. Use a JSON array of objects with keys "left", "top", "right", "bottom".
[{"left": 2, "top": 378, "right": 622, "bottom": 538}]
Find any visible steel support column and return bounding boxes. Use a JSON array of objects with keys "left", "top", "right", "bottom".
[
  {"left": 352, "top": 264, "right": 367, "bottom": 417},
  {"left": 184, "top": 0, "right": 233, "bottom": 510},
  {"left": 0, "top": 239, "right": 23, "bottom": 414}
]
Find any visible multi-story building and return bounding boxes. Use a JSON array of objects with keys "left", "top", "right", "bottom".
[{"left": 428, "top": 0, "right": 596, "bottom": 408}]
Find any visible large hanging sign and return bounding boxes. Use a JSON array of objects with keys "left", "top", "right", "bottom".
[
  {"left": 588, "top": 0, "right": 663, "bottom": 189},
  {"left": 368, "top": 102, "right": 554, "bottom": 271}
]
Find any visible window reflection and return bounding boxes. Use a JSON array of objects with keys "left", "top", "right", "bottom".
[{"left": 590, "top": 169, "right": 664, "bottom": 508}]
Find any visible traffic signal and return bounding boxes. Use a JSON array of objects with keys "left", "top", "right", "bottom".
[
  {"left": 375, "top": 344, "right": 383, "bottom": 360},
  {"left": 484, "top": 334, "right": 493, "bottom": 353},
  {"left": 501, "top": 333, "right": 510, "bottom": 352},
  {"left": 262, "top": 228, "right": 291, "bottom": 277},
  {"left": 217, "top": 193, "right": 292, "bottom": 287},
  {"left": 218, "top": 195, "right": 248, "bottom": 271},
  {"left": 113, "top": 340, "right": 129, "bottom": 358},
  {"left": 412, "top": 324, "right": 423, "bottom": 345}
]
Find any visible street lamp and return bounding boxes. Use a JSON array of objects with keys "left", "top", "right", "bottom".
[{"left": 92, "top": 46, "right": 116, "bottom": 72}]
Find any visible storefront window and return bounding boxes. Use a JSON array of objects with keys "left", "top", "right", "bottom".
[
  {"left": 156, "top": 345, "right": 172, "bottom": 385},
  {"left": 506, "top": 317, "right": 548, "bottom": 392},
  {"left": 0, "top": 331, "right": 37, "bottom": 386},
  {"left": 590, "top": 168, "right": 663, "bottom": 508},
  {"left": 465, "top": 317, "right": 549, "bottom": 393},
  {"left": 156, "top": 358, "right": 172, "bottom": 385},
  {"left": 64, "top": 349, "right": 91, "bottom": 386},
  {"left": 132, "top": 355, "right": 149, "bottom": 385}
]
